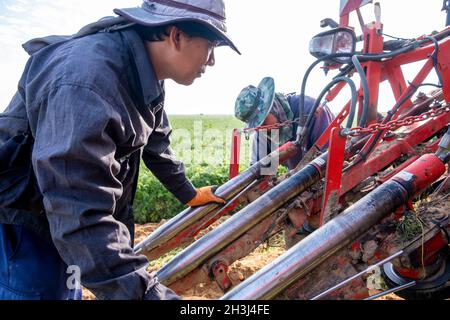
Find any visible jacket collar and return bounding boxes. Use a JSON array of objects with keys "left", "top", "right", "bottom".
[{"left": 121, "top": 29, "right": 164, "bottom": 108}]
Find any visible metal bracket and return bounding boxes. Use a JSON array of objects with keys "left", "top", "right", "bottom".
[
  {"left": 210, "top": 260, "right": 233, "bottom": 292},
  {"left": 320, "top": 127, "right": 347, "bottom": 225}
]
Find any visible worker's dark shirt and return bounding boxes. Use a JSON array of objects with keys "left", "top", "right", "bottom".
[
  {"left": 251, "top": 95, "right": 335, "bottom": 170},
  {"left": 0, "top": 27, "right": 196, "bottom": 299}
]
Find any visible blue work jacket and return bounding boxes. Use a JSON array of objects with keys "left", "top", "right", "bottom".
[{"left": 0, "top": 23, "right": 196, "bottom": 299}]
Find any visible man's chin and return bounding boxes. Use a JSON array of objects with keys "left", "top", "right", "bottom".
[{"left": 174, "top": 78, "right": 196, "bottom": 86}]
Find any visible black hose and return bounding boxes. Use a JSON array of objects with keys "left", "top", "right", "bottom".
[
  {"left": 358, "top": 41, "right": 421, "bottom": 61},
  {"left": 358, "top": 29, "right": 450, "bottom": 62},
  {"left": 351, "top": 55, "right": 370, "bottom": 127},
  {"left": 424, "top": 36, "right": 444, "bottom": 87},
  {"left": 297, "top": 76, "right": 357, "bottom": 148},
  {"left": 298, "top": 53, "right": 355, "bottom": 130},
  {"left": 297, "top": 28, "right": 450, "bottom": 139}
]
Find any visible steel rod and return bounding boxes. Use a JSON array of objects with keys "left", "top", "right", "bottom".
[
  {"left": 311, "top": 250, "right": 404, "bottom": 300},
  {"left": 364, "top": 281, "right": 416, "bottom": 300}
]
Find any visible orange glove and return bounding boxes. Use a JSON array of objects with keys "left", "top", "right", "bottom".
[{"left": 187, "top": 186, "right": 226, "bottom": 207}]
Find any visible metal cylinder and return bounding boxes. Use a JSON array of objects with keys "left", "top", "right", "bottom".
[
  {"left": 156, "top": 154, "right": 328, "bottom": 285},
  {"left": 222, "top": 153, "right": 446, "bottom": 300},
  {"left": 134, "top": 164, "right": 259, "bottom": 254},
  {"left": 221, "top": 179, "right": 410, "bottom": 300},
  {"left": 134, "top": 142, "right": 299, "bottom": 255}
]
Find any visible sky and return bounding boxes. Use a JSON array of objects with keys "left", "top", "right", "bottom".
[{"left": 0, "top": 0, "right": 447, "bottom": 115}]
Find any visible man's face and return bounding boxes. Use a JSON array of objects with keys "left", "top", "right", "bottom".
[{"left": 171, "top": 31, "right": 217, "bottom": 86}]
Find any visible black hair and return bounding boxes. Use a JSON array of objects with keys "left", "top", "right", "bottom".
[
  {"left": 133, "top": 24, "right": 170, "bottom": 42},
  {"left": 133, "top": 21, "right": 222, "bottom": 43}
]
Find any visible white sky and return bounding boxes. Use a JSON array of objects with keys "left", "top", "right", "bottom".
[{"left": 0, "top": 0, "right": 447, "bottom": 115}]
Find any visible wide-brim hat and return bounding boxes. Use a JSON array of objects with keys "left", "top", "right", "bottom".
[
  {"left": 235, "top": 77, "right": 276, "bottom": 129},
  {"left": 114, "top": 0, "right": 240, "bottom": 54}
]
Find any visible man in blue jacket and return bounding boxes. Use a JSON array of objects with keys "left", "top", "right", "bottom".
[
  {"left": 0, "top": 0, "right": 238, "bottom": 300},
  {"left": 235, "top": 77, "right": 335, "bottom": 170}
]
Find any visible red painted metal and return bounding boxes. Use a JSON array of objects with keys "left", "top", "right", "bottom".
[
  {"left": 385, "top": 65, "right": 408, "bottom": 102},
  {"left": 339, "top": 14, "right": 350, "bottom": 27},
  {"left": 395, "top": 233, "right": 448, "bottom": 280},
  {"left": 325, "top": 81, "right": 349, "bottom": 102},
  {"left": 172, "top": 3, "right": 450, "bottom": 298},
  {"left": 376, "top": 156, "right": 420, "bottom": 184},
  {"left": 278, "top": 141, "right": 300, "bottom": 163},
  {"left": 229, "top": 129, "right": 241, "bottom": 179},
  {"left": 413, "top": 233, "right": 448, "bottom": 266},
  {"left": 287, "top": 111, "right": 450, "bottom": 233},
  {"left": 360, "top": 23, "right": 384, "bottom": 125},
  {"left": 354, "top": 59, "right": 435, "bottom": 163},
  {"left": 340, "top": 0, "right": 372, "bottom": 17},
  {"left": 341, "top": 112, "right": 450, "bottom": 194},
  {"left": 438, "top": 33, "right": 450, "bottom": 102},
  {"left": 211, "top": 261, "right": 233, "bottom": 292},
  {"left": 320, "top": 127, "right": 347, "bottom": 225},
  {"left": 314, "top": 100, "right": 351, "bottom": 149},
  {"left": 393, "top": 154, "right": 447, "bottom": 195}
]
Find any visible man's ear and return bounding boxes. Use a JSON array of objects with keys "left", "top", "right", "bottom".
[{"left": 168, "top": 26, "right": 183, "bottom": 51}]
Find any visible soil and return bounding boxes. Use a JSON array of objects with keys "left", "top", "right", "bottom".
[{"left": 82, "top": 222, "right": 400, "bottom": 300}]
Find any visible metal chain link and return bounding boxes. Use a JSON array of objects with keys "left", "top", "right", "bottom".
[
  {"left": 346, "top": 105, "right": 450, "bottom": 137},
  {"left": 242, "top": 118, "right": 301, "bottom": 133},
  {"left": 239, "top": 105, "right": 450, "bottom": 139}
]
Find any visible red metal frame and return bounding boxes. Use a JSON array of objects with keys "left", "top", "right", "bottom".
[
  {"left": 317, "top": 26, "right": 450, "bottom": 213},
  {"left": 226, "top": 11, "right": 450, "bottom": 244},
  {"left": 229, "top": 129, "right": 241, "bottom": 179},
  {"left": 162, "top": 3, "right": 450, "bottom": 296},
  {"left": 320, "top": 127, "right": 347, "bottom": 225}
]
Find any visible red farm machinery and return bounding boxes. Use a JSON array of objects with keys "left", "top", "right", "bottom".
[{"left": 135, "top": 0, "right": 450, "bottom": 300}]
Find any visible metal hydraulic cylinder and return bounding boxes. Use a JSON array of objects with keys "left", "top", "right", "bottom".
[
  {"left": 134, "top": 142, "right": 299, "bottom": 255},
  {"left": 221, "top": 154, "right": 446, "bottom": 300},
  {"left": 156, "top": 153, "right": 328, "bottom": 286}
]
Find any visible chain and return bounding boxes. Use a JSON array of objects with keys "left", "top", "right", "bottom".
[
  {"left": 242, "top": 118, "right": 301, "bottom": 134},
  {"left": 239, "top": 105, "right": 450, "bottom": 138},
  {"left": 346, "top": 105, "right": 450, "bottom": 137}
]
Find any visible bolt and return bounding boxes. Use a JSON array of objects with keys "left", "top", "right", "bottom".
[{"left": 340, "top": 128, "right": 351, "bottom": 137}]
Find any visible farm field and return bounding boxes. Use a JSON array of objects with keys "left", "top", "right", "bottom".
[
  {"left": 169, "top": 114, "right": 252, "bottom": 167},
  {"left": 133, "top": 115, "right": 254, "bottom": 224}
]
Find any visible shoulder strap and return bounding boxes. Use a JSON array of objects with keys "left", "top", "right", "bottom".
[{"left": 22, "top": 16, "right": 135, "bottom": 56}]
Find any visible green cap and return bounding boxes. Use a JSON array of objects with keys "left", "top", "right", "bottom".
[{"left": 234, "top": 77, "right": 275, "bottom": 129}]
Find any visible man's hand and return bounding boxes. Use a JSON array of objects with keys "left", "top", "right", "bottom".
[{"left": 187, "top": 186, "right": 226, "bottom": 207}]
